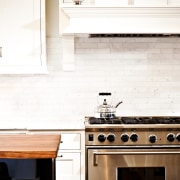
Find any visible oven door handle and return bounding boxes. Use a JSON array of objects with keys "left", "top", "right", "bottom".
[{"left": 93, "top": 151, "right": 180, "bottom": 166}]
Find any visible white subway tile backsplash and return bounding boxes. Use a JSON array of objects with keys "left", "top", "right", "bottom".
[{"left": 1, "top": 36, "right": 180, "bottom": 127}]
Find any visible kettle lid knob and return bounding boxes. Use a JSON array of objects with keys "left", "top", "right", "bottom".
[{"left": 103, "top": 99, "right": 107, "bottom": 105}]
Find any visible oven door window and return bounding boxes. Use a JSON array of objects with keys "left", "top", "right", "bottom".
[{"left": 117, "top": 167, "right": 165, "bottom": 180}]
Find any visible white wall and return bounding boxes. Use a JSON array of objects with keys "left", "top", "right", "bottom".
[{"left": 0, "top": 0, "right": 180, "bottom": 128}]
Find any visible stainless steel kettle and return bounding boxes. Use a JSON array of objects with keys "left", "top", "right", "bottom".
[{"left": 95, "top": 92, "right": 123, "bottom": 118}]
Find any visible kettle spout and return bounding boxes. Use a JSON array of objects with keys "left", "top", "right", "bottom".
[{"left": 115, "top": 101, "right": 123, "bottom": 108}]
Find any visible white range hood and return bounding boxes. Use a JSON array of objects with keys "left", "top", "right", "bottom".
[
  {"left": 61, "top": 6, "right": 180, "bottom": 34},
  {"left": 60, "top": 4, "right": 180, "bottom": 70}
]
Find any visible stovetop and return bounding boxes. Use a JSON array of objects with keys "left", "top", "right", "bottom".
[
  {"left": 87, "top": 116, "right": 180, "bottom": 125},
  {"left": 85, "top": 116, "right": 180, "bottom": 146}
]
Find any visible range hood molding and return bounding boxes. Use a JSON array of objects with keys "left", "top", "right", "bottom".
[
  {"left": 61, "top": 6, "right": 180, "bottom": 34},
  {"left": 60, "top": 5, "right": 180, "bottom": 71}
]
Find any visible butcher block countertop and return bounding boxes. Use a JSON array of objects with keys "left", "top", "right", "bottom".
[{"left": 0, "top": 134, "right": 61, "bottom": 159}]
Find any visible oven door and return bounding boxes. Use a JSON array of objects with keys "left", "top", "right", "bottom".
[{"left": 87, "top": 147, "right": 180, "bottom": 180}]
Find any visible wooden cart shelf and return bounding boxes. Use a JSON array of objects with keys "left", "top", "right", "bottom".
[{"left": 0, "top": 134, "right": 61, "bottom": 159}]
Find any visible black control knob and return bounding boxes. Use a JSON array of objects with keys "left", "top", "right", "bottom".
[
  {"left": 167, "top": 133, "right": 175, "bottom": 142},
  {"left": 107, "top": 134, "right": 115, "bottom": 142},
  {"left": 176, "top": 133, "right": 180, "bottom": 141},
  {"left": 98, "top": 134, "right": 106, "bottom": 142},
  {"left": 149, "top": 135, "right": 157, "bottom": 143},
  {"left": 121, "top": 134, "right": 129, "bottom": 142},
  {"left": 130, "top": 133, "right": 138, "bottom": 142}
]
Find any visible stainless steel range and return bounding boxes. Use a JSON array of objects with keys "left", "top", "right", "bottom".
[{"left": 85, "top": 116, "right": 180, "bottom": 180}]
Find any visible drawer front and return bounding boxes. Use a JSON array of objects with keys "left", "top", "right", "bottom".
[{"left": 59, "top": 133, "right": 81, "bottom": 150}]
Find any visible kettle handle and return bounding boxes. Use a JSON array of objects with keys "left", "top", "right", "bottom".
[{"left": 99, "top": 92, "right": 111, "bottom": 96}]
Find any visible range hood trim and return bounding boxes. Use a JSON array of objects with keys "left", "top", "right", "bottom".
[
  {"left": 61, "top": 6, "right": 180, "bottom": 34},
  {"left": 61, "top": 6, "right": 180, "bottom": 17},
  {"left": 60, "top": 5, "right": 180, "bottom": 71}
]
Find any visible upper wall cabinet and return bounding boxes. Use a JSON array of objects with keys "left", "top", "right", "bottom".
[{"left": 0, "top": 0, "right": 47, "bottom": 74}]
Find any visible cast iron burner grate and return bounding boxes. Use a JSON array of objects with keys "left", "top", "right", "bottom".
[
  {"left": 88, "top": 117, "right": 122, "bottom": 124},
  {"left": 88, "top": 117, "right": 180, "bottom": 124},
  {"left": 152, "top": 117, "right": 180, "bottom": 124},
  {"left": 121, "top": 117, "right": 180, "bottom": 124},
  {"left": 121, "top": 117, "right": 154, "bottom": 124}
]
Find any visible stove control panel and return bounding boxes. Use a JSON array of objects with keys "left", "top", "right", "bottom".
[{"left": 86, "top": 129, "right": 180, "bottom": 146}]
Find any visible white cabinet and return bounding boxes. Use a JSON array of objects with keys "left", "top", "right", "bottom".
[
  {"left": 56, "top": 153, "right": 80, "bottom": 180},
  {"left": 59, "top": 133, "right": 81, "bottom": 150},
  {"left": 56, "top": 132, "right": 85, "bottom": 180},
  {"left": 0, "top": 0, "right": 47, "bottom": 74}
]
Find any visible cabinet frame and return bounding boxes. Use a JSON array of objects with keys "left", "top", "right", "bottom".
[{"left": 0, "top": 0, "right": 47, "bottom": 74}]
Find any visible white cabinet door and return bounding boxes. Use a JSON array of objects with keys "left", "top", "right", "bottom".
[
  {"left": 0, "top": 0, "right": 47, "bottom": 74},
  {"left": 56, "top": 153, "right": 81, "bottom": 180}
]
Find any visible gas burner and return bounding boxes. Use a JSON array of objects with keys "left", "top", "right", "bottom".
[{"left": 88, "top": 117, "right": 122, "bottom": 124}]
